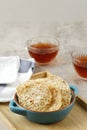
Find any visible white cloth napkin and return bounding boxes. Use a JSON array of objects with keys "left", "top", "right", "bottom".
[
  {"left": 0, "top": 57, "right": 35, "bottom": 102},
  {"left": 0, "top": 56, "right": 20, "bottom": 84}
]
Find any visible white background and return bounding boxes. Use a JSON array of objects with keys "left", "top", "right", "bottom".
[{"left": 0, "top": 0, "right": 87, "bottom": 23}]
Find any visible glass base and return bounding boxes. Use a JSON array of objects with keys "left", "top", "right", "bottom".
[{"left": 79, "top": 76, "right": 87, "bottom": 80}]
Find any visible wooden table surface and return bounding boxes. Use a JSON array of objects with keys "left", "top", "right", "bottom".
[{"left": 0, "top": 22, "right": 87, "bottom": 130}]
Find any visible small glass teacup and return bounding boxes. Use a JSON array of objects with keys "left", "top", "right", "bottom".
[{"left": 71, "top": 49, "right": 87, "bottom": 80}]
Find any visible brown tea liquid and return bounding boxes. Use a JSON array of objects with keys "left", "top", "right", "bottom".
[
  {"left": 73, "top": 56, "right": 87, "bottom": 78},
  {"left": 28, "top": 43, "right": 58, "bottom": 63}
]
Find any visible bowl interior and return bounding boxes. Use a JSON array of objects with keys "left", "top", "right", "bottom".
[{"left": 14, "top": 89, "right": 75, "bottom": 113}]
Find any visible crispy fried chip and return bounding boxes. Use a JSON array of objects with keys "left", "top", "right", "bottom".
[{"left": 16, "top": 72, "right": 71, "bottom": 112}]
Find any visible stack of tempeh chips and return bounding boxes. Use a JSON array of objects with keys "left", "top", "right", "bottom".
[{"left": 16, "top": 72, "right": 71, "bottom": 112}]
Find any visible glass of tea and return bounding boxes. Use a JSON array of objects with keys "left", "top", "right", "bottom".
[
  {"left": 26, "top": 36, "right": 60, "bottom": 65},
  {"left": 71, "top": 49, "right": 87, "bottom": 80}
]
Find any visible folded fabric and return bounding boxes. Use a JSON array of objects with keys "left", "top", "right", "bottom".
[
  {"left": 18, "top": 58, "right": 35, "bottom": 84},
  {"left": 0, "top": 58, "right": 35, "bottom": 102},
  {"left": 0, "top": 56, "right": 20, "bottom": 84}
]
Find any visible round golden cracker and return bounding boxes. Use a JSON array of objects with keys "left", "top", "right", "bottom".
[
  {"left": 16, "top": 73, "right": 71, "bottom": 112},
  {"left": 43, "top": 75, "right": 71, "bottom": 109},
  {"left": 47, "top": 86, "right": 62, "bottom": 111},
  {"left": 17, "top": 79, "right": 53, "bottom": 112}
]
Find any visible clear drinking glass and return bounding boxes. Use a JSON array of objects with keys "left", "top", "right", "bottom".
[
  {"left": 26, "top": 36, "right": 60, "bottom": 65},
  {"left": 71, "top": 49, "right": 87, "bottom": 80}
]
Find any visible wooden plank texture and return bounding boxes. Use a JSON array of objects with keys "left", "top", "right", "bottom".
[
  {"left": 0, "top": 111, "right": 16, "bottom": 130},
  {"left": 0, "top": 102, "right": 87, "bottom": 130}
]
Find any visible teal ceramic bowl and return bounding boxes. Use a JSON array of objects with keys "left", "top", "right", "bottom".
[{"left": 9, "top": 85, "right": 78, "bottom": 124}]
